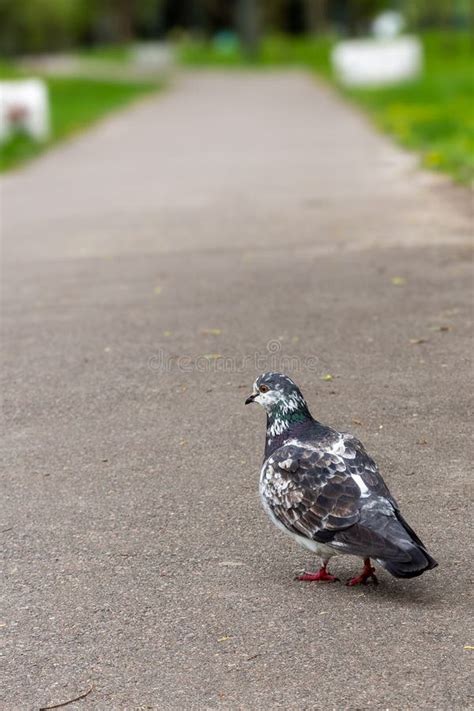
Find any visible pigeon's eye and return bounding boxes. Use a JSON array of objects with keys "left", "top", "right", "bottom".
[{"left": 259, "top": 384, "right": 270, "bottom": 393}]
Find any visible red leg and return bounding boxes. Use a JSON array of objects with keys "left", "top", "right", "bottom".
[
  {"left": 346, "top": 558, "right": 378, "bottom": 587},
  {"left": 296, "top": 560, "right": 339, "bottom": 583}
]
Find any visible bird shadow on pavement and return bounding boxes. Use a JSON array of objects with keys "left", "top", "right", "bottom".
[
  {"left": 353, "top": 579, "right": 441, "bottom": 608},
  {"left": 282, "top": 562, "right": 443, "bottom": 608}
]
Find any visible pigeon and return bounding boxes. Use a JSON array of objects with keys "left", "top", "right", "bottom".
[{"left": 245, "top": 372, "right": 438, "bottom": 585}]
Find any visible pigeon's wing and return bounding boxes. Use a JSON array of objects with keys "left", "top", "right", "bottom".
[
  {"left": 262, "top": 436, "right": 403, "bottom": 559},
  {"left": 340, "top": 432, "right": 398, "bottom": 507},
  {"left": 261, "top": 441, "right": 363, "bottom": 542}
]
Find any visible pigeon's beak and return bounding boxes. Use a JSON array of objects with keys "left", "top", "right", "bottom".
[{"left": 245, "top": 392, "right": 257, "bottom": 405}]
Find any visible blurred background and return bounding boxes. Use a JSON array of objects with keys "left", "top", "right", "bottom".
[{"left": 0, "top": 0, "right": 472, "bottom": 182}]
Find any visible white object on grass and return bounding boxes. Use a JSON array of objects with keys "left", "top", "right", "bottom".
[
  {"left": 372, "top": 11, "right": 405, "bottom": 39},
  {"left": 0, "top": 79, "right": 50, "bottom": 143},
  {"left": 331, "top": 35, "right": 422, "bottom": 87},
  {"left": 132, "top": 42, "right": 174, "bottom": 74}
]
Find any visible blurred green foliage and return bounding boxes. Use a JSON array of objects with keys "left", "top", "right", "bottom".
[
  {"left": 401, "top": 0, "right": 473, "bottom": 30},
  {"left": 179, "top": 33, "right": 333, "bottom": 70},
  {"left": 0, "top": 0, "right": 88, "bottom": 54},
  {"left": 78, "top": 43, "right": 131, "bottom": 61},
  {"left": 0, "top": 1, "right": 472, "bottom": 57},
  {"left": 0, "top": 0, "right": 165, "bottom": 55}
]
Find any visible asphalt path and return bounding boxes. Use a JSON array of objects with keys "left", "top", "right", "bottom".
[{"left": 2, "top": 71, "right": 473, "bottom": 709}]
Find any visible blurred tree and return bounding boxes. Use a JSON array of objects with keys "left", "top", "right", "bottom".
[
  {"left": 400, "top": 0, "right": 473, "bottom": 29},
  {"left": 304, "top": 0, "right": 329, "bottom": 34},
  {"left": 158, "top": 0, "right": 235, "bottom": 36},
  {"left": 1, "top": 0, "right": 471, "bottom": 57},
  {"left": 284, "top": 0, "right": 306, "bottom": 33},
  {"left": 115, "top": 0, "right": 134, "bottom": 41},
  {"left": 341, "top": 0, "right": 391, "bottom": 36},
  {"left": 0, "top": 0, "right": 88, "bottom": 54},
  {"left": 135, "top": 0, "right": 165, "bottom": 38},
  {"left": 262, "top": 0, "right": 283, "bottom": 30},
  {"left": 236, "top": 0, "right": 261, "bottom": 58}
]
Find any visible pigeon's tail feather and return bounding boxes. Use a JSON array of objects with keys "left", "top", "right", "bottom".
[
  {"left": 376, "top": 512, "right": 438, "bottom": 579},
  {"left": 377, "top": 546, "right": 438, "bottom": 578}
]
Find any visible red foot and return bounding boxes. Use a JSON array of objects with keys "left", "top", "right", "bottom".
[
  {"left": 296, "top": 566, "right": 339, "bottom": 583},
  {"left": 346, "top": 559, "right": 378, "bottom": 587}
]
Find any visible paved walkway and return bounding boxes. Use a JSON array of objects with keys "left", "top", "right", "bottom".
[{"left": 2, "top": 72, "right": 472, "bottom": 710}]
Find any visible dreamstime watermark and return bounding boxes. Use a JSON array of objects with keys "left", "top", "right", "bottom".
[{"left": 148, "top": 339, "right": 324, "bottom": 374}]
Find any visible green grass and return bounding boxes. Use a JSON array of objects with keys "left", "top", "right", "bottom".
[
  {"left": 78, "top": 44, "right": 131, "bottom": 62},
  {"left": 178, "top": 33, "right": 333, "bottom": 74},
  {"left": 344, "top": 32, "right": 474, "bottom": 184},
  {"left": 179, "top": 31, "right": 473, "bottom": 184},
  {"left": 0, "top": 63, "right": 157, "bottom": 171}
]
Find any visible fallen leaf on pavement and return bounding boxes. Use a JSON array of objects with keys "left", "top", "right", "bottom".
[
  {"left": 201, "top": 328, "right": 222, "bottom": 336},
  {"left": 219, "top": 561, "right": 245, "bottom": 567}
]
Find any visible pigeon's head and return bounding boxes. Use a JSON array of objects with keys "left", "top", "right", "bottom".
[{"left": 245, "top": 372, "right": 309, "bottom": 416}]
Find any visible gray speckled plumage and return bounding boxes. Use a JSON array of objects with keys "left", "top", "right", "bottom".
[{"left": 246, "top": 372, "right": 438, "bottom": 579}]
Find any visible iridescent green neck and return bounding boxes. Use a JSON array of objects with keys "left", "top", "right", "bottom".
[{"left": 267, "top": 399, "right": 311, "bottom": 439}]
